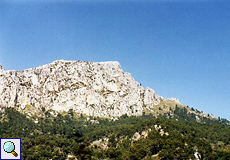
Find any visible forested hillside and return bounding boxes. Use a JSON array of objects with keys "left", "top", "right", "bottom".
[{"left": 1, "top": 108, "right": 230, "bottom": 159}]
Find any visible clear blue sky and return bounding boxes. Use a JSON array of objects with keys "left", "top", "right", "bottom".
[{"left": 1, "top": 0, "right": 230, "bottom": 120}]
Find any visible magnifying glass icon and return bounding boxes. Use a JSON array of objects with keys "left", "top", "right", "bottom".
[{"left": 3, "top": 141, "right": 18, "bottom": 157}]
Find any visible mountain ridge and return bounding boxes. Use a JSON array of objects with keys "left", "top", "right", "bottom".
[
  {"left": 1, "top": 60, "right": 230, "bottom": 159},
  {"left": 0, "top": 60, "right": 200, "bottom": 119}
]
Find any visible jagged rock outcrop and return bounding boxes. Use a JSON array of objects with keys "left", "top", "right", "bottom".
[
  {"left": 144, "top": 87, "right": 162, "bottom": 108},
  {"left": 167, "top": 98, "right": 181, "bottom": 104},
  {"left": 0, "top": 60, "right": 178, "bottom": 117}
]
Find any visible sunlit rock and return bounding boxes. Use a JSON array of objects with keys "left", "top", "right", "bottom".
[{"left": 0, "top": 60, "right": 176, "bottom": 117}]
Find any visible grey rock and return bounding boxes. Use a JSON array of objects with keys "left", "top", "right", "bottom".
[
  {"left": 167, "top": 98, "right": 181, "bottom": 104},
  {"left": 0, "top": 60, "right": 178, "bottom": 117}
]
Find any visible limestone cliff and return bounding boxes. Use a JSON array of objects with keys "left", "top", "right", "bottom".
[{"left": 0, "top": 60, "right": 180, "bottom": 117}]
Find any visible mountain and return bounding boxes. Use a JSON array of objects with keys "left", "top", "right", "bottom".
[
  {"left": 1, "top": 60, "right": 230, "bottom": 159},
  {"left": 0, "top": 60, "right": 180, "bottom": 117}
]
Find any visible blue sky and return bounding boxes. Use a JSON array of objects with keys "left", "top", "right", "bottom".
[{"left": 1, "top": 0, "right": 230, "bottom": 120}]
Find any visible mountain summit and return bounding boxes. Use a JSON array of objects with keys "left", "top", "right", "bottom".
[{"left": 0, "top": 60, "right": 180, "bottom": 117}]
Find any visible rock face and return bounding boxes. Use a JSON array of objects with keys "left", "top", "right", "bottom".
[
  {"left": 144, "top": 87, "right": 162, "bottom": 108},
  {"left": 167, "top": 98, "right": 181, "bottom": 104},
  {"left": 0, "top": 60, "right": 177, "bottom": 117}
]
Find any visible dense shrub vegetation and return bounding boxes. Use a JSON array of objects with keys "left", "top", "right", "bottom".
[{"left": 0, "top": 107, "right": 230, "bottom": 159}]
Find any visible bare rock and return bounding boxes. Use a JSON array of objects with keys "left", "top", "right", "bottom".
[
  {"left": 144, "top": 87, "right": 162, "bottom": 108},
  {"left": 167, "top": 98, "right": 181, "bottom": 104},
  {"left": 0, "top": 60, "right": 170, "bottom": 117}
]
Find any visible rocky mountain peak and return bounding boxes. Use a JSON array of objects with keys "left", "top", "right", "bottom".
[{"left": 0, "top": 60, "right": 180, "bottom": 117}]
